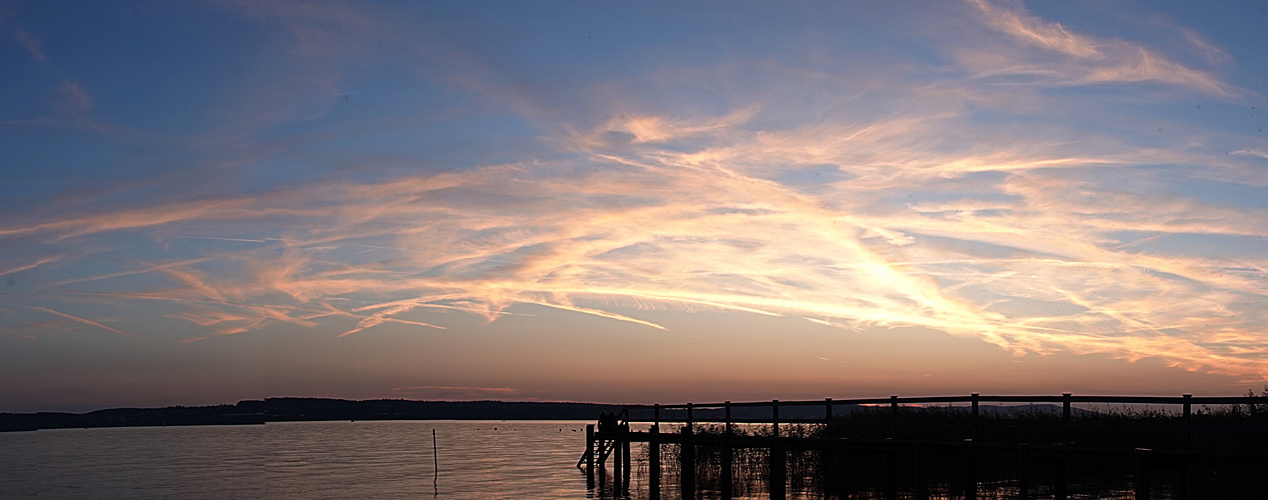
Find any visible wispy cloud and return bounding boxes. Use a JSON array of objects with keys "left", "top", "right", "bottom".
[
  {"left": 11, "top": 26, "right": 48, "bottom": 62},
  {"left": 0, "top": 256, "right": 61, "bottom": 277},
  {"left": 24, "top": 305, "right": 146, "bottom": 340},
  {"left": 55, "top": 80, "right": 95, "bottom": 115},
  {"left": 964, "top": 0, "right": 1244, "bottom": 99}
]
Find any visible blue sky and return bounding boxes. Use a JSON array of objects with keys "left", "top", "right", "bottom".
[{"left": 1, "top": 0, "right": 1266, "bottom": 412}]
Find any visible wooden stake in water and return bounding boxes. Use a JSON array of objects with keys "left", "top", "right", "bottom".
[{"left": 432, "top": 429, "right": 439, "bottom": 484}]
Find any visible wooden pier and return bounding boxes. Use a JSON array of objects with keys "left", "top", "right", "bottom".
[{"left": 577, "top": 393, "right": 1268, "bottom": 499}]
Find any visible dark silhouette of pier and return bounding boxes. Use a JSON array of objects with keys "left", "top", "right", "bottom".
[{"left": 579, "top": 393, "right": 1268, "bottom": 499}]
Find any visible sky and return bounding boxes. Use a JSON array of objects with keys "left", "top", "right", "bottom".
[{"left": 1, "top": 1, "right": 1266, "bottom": 412}]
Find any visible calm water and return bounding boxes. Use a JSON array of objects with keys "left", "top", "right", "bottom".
[{"left": 0, "top": 420, "right": 601, "bottom": 499}]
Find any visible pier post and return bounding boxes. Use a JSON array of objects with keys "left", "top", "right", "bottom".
[
  {"left": 586, "top": 424, "right": 595, "bottom": 489},
  {"left": 836, "top": 440, "right": 850, "bottom": 500},
  {"left": 649, "top": 424, "right": 661, "bottom": 499},
  {"left": 622, "top": 422, "right": 631, "bottom": 495},
  {"left": 823, "top": 398, "right": 835, "bottom": 496},
  {"left": 722, "top": 401, "right": 733, "bottom": 500},
  {"left": 613, "top": 423, "right": 623, "bottom": 496},
  {"left": 963, "top": 442, "right": 977, "bottom": 500},
  {"left": 913, "top": 441, "right": 929, "bottom": 500},
  {"left": 599, "top": 441, "right": 607, "bottom": 493},
  {"left": 680, "top": 420, "right": 696, "bottom": 500},
  {"left": 885, "top": 450, "right": 897, "bottom": 500},
  {"left": 1134, "top": 448, "right": 1152, "bottom": 500},
  {"left": 770, "top": 400, "right": 786, "bottom": 500},
  {"left": 1017, "top": 443, "right": 1029, "bottom": 500},
  {"left": 1054, "top": 449, "right": 1068, "bottom": 500}
]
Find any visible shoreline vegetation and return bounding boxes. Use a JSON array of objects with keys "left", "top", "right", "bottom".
[{"left": 0, "top": 398, "right": 631, "bottom": 432}]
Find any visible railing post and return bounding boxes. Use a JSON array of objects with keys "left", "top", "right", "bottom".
[
  {"left": 773, "top": 399, "right": 781, "bottom": 437},
  {"left": 649, "top": 423, "right": 660, "bottom": 500},
  {"left": 1181, "top": 394, "right": 1192, "bottom": 451},
  {"left": 1179, "top": 394, "right": 1192, "bottom": 500},
  {"left": 970, "top": 393, "right": 979, "bottom": 441},
  {"left": 771, "top": 399, "right": 785, "bottom": 500},
  {"left": 725, "top": 401, "right": 733, "bottom": 435},
  {"left": 890, "top": 395, "right": 899, "bottom": 439},
  {"left": 1062, "top": 392, "right": 1072, "bottom": 445},
  {"left": 722, "top": 401, "right": 733, "bottom": 500}
]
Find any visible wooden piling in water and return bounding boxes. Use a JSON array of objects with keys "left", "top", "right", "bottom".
[
  {"left": 622, "top": 423, "right": 630, "bottom": 495},
  {"left": 680, "top": 420, "right": 695, "bottom": 500},
  {"left": 1018, "top": 443, "right": 1030, "bottom": 500},
  {"left": 1135, "top": 448, "right": 1152, "bottom": 500},
  {"left": 963, "top": 447, "right": 977, "bottom": 500},
  {"left": 722, "top": 401, "right": 733, "bottom": 500},
  {"left": 649, "top": 423, "right": 660, "bottom": 500},
  {"left": 613, "top": 424, "right": 623, "bottom": 496},
  {"left": 598, "top": 427, "right": 607, "bottom": 493},
  {"left": 585, "top": 424, "right": 595, "bottom": 489},
  {"left": 835, "top": 440, "right": 850, "bottom": 500},
  {"left": 1055, "top": 451, "right": 1069, "bottom": 500},
  {"left": 913, "top": 441, "right": 929, "bottom": 500},
  {"left": 885, "top": 450, "right": 898, "bottom": 500},
  {"left": 770, "top": 399, "right": 786, "bottom": 500},
  {"left": 822, "top": 398, "right": 835, "bottom": 496}
]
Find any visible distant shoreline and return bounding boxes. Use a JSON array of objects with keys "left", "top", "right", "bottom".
[{"left": 0, "top": 398, "right": 632, "bottom": 432}]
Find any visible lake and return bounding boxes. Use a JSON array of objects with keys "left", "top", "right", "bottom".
[{"left": 0, "top": 420, "right": 606, "bottom": 499}]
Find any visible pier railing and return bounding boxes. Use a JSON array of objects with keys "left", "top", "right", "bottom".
[{"left": 579, "top": 393, "right": 1268, "bottom": 500}]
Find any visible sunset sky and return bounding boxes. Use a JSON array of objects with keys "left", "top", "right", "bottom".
[{"left": 2, "top": 1, "right": 1266, "bottom": 412}]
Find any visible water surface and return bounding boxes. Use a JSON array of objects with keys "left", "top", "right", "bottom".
[{"left": 0, "top": 420, "right": 595, "bottom": 499}]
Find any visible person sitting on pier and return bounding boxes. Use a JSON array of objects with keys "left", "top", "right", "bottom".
[{"left": 597, "top": 412, "right": 616, "bottom": 433}]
